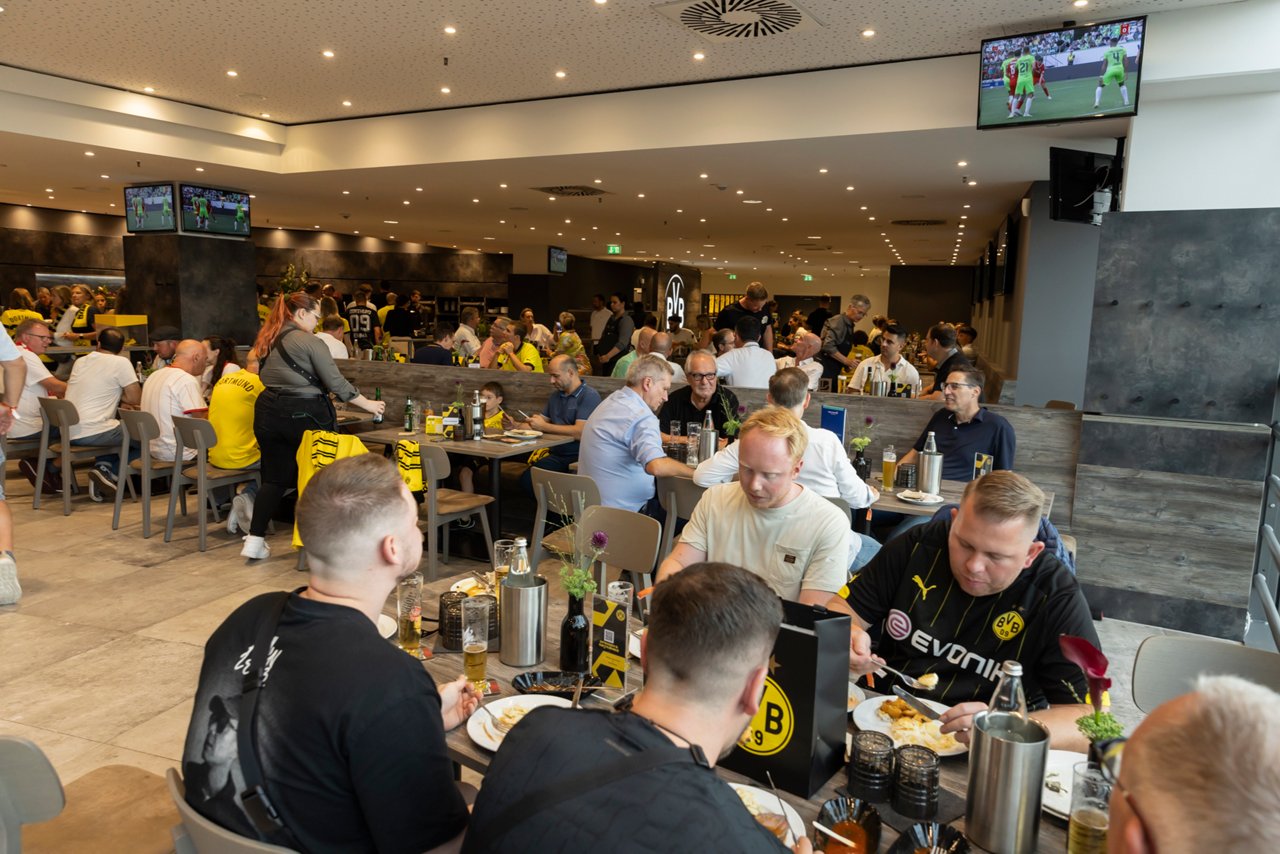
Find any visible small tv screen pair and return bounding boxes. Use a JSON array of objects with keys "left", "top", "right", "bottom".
[{"left": 123, "top": 183, "right": 251, "bottom": 236}]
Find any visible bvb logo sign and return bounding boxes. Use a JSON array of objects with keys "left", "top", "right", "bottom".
[
  {"left": 664, "top": 274, "right": 685, "bottom": 327},
  {"left": 992, "top": 610, "right": 1025, "bottom": 641},
  {"left": 738, "top": 676, "right": 794, "bottom": 757}
]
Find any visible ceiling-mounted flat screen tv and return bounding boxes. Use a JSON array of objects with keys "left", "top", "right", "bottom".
[
  {"left": 548, "top": 245, "right": 568, "bottom": 275},
  {"left": 123, "top": 184, "right": 177, "bottom": 233},
  {"left": 179, "top": 184, "right": 252, "bottom": 236},
  {"left": 977, "top": 16, "right": 1145, "bottom": 130}
]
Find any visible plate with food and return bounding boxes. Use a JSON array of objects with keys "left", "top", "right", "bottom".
[
  {"left": 852, "top": 696, "right": 967, "bottom": 756},
  {"left": 376, "top": 613, "right": 396, "bottom": 640},
  {"left": 848, "top": 681, "right": 867, "bottom": 713},
  {"left": 504, "top": 428, "right": 543, "bottom": 439},
  {"left": 898, "top": 490, "right": 945, "bottom": 506},
  {"left": 466, "top": 695, "right": 571, "bottom": 751},
  {"left": 449, "top": 576, "right": 492, "bottom": 597},
  {"left": 512, "top": 671, "right": 604, "bottom": 700},
  {"left": 729, "top": 783, "right": 804, "bottom": 846},
  {"left": 1042, "top": 749, "right": 1087, "bottom": 818}
]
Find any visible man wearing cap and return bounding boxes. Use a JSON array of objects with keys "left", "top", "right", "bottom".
[{"left": 150, "top": 326, "right": 182, "bottom": 371}]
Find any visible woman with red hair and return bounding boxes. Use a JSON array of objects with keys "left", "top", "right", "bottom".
[{"left": 240, "top": 293, "right": 385, "bottom": 560}]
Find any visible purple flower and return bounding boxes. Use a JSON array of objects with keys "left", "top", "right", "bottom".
[
  {"left": 737, "top": 405, "right": 747, "bottom": 415},
  {"left": 589, "top": 531, "right": 609, "bottom": 551},
  {"left": 1059, "top": 635, "right": 1112, "bottom": 714},
  {"left": 865, "top": 416, "right": 874, "bottom": 426}
]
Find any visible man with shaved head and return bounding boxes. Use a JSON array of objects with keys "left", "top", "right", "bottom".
[
  {"left": 648, "top": 331, "right": 686, "bottom": 384},
  {"left": 141, "top": 337, "right": 208, "bottom": 462},
  {"left": 774, "top": 330, "right": 823, "bottom": 390},
  {"left": 611, "top": 326, "right": 655, "bottom": 379}
]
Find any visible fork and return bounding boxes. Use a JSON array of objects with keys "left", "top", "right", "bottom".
[
  {"left": 475, "top": 703, "right": 510, "bottom": 732},
  {"left": 875, "top": 661, "right": 935, "bottom": 692}
]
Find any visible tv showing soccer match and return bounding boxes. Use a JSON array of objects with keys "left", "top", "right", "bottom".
[
  {"left": 977, "top": 16, "right": 1145, "bottom": 130},
  {"left": 548, "top": 245, "right": 568, "bottom": 275},
  {"left": 178, "top": 183, "right": 252, "bottom": 237},
  {"left": 123, "top": 184, "right": 177, "bottom": 233}
]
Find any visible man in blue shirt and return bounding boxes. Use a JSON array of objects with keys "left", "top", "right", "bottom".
[
  {"left": 897, "top": 365, "right": 1015, "bottom": 480},
  {"left": 518, "top": 354, "right": 602, "bottom": 493},
  {"left": 578, "top": 355, "right": 694, "bottom": 513}
]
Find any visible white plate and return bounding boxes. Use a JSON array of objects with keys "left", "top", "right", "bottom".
[
  {"left": 848, "top": 681, "right": 866, "bottom": 712},
  {"left": 466, "top": 695, "right": 572, "bottom": 752},
  {"left": 852, "top": 695, "right": 968, "bottom": 756},
  {"left": 729, "top": 783, "right": 804, "bottom": 846},
  {"left": 628, "top": 628, "right": 646, "bottom": 660},
  {"left": 376, "top": 613, "right": 396, "bottom": 640},
  {"left": 505, "top": 429, "right": 543, "bottom": 439},
  {"left": 1042, "top": 749, "right": 1087, "bottom": 818},
  {"left": 899, "top": 490, "right": 945, "bottom": 506},
  {"left": 449, "top": 577, "right": 491, "bottom": 597}
]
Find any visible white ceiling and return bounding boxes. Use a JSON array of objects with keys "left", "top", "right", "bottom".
[{"left": 0, "top": 0, "right": 1237, "bottom": 285}]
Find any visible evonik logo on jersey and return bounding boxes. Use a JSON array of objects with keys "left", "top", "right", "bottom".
[{"left": 884, "top": 608, "right": 1004, "bottom": 683}]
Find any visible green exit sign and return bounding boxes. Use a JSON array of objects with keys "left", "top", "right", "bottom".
[
  {"left": 727, "top": 274, "right": 737, "bottom": 280},
  {"left": 802, "top": 274, "right": 814, "bottom": 281},
  {"left": 606, "top": 244, "right": 622, "bottom": 255}
]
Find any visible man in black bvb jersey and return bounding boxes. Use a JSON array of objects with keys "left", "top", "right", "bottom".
[{"left": 827, "top": 471, "right": 1098, "bottom": 752}]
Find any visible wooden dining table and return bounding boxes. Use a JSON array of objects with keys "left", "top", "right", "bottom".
[
  {"left": 872, "top": 475, "right": 1056, "bottom": 518},
  {"left": 357, "top": 425, "right": 570, "bottom": 531},
  {"left": 400, "top": 570, "right": 1070, "bottom": 853}
]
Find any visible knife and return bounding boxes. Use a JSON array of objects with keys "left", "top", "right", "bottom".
[{"left": 893, "top": 685, "right": 941, "bottom": 720}]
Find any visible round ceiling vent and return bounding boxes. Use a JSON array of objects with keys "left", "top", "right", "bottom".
[
  {"left": 531, "top": 185, "right": 611, "bottom": 197},
  {"left": 680, "top": 0, "right": 804, "bottom": 39}
]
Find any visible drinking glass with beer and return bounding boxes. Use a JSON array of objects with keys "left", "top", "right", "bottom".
[
  {"left": 492, "top": 539, "right": 515, "bottom": 605},
  {"left": 462, "top": 597, "right": 489, "bottom": 692},
  {"left": 882, "top": 444, "right": 897, "bottom": 492},
  {"left": 1067, "top": 762, "right": 1111, "bottom": 854},
  {"left": 397, "top": 571, "right": 423, "bottom": 653}
]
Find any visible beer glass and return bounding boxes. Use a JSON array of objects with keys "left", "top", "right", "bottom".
[
  {"left": 686, "top": 424, "right": 701, "bottom": 466},
  {"left": 1067, "top": 762, "right": 1110, "bottom": 854},
  {"left": 462, "top": 597, "right": 489, "bottom": 691},
  {"left": 397, "top": 571, "right": 423, "bottom": 653},
  {"left": 492, "top": 539, "right": 515, "bottom": 604}
]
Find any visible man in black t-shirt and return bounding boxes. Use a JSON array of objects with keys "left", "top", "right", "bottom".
[
  {"left": 595, "top": 292, "right": 635, "bottom": 376},
  {"left": 346, "top": 291, "right": 381, "bottom": 351},
  {"left": 182, "top": 456, "right": 478, "bottom": 853},
  {"left": 715, "top": 281, "right": 776, "bottom": 352},
  {"left": 827, "top": 471, "right": 1097, "bottom": 752},
  {"left": 463, "top": 563, "right": 803, "bottom": 853},
  {"left": 920, "top": 322, "right": 972, "bottom": 400},
  {"left": 805, "top": 293, "right": 833, "bottom": 340},
  {"left": 658, "top": 351, "right": 740, "bottom": 442}
]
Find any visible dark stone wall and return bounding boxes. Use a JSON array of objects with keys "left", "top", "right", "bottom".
[
  {"left": 1084, "top": 208, "right": 1280, "bottom": 424},
  {"left": 888, "top": 266, "right": 975, "bottom": 333},
  {"left": 0, "top": 205, "right": 125, "bottom": 297}
]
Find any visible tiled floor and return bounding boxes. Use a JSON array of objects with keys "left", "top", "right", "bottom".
[{"left": 1, "top": 464, "right": 1173, "bottom": 788}]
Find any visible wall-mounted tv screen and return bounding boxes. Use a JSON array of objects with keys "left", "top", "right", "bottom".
[
  {"left": 123, "top": 184, "right": 177, "bottom": 233},
  {"left": 179, "top": 184, "right": 252, "bottom": 236},
  {"left": 548, "top": 245, "right": 568, "bottom": 275},
  {"left": 977, "top": 16, "right": 1145, "bottom": 130}
]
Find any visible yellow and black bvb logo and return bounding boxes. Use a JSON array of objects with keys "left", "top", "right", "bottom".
[
  {"left": 738, "top": 676, "right": 794, "bottom": 757},
  {"left": 992, "top": 610, "right": 1025, "bottom": 641}
]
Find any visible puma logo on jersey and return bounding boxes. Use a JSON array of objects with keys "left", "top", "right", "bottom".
[{"left": 911, "top": 575, "right": 937, "bottom": 599}]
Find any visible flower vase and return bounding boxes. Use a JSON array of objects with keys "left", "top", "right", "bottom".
[
  {"left": 559, "top": 595, "right": 590, "bottom": 674},
  {"left": 853, "top": 448, "right": 871, "bottom": 482}
]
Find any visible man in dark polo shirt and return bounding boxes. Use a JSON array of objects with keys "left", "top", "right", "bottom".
[
  {"left": 462, "top": 562, "right": 801, "bottom": 853},
  {"left": 714, "top": 281, "right": 776, "bottom": 353},
  {"left": 518, "top": 353, "right": 602, "bottom": 493},
  {"left": 659, "top": 350, "right": 740, "bottom": 442},
  {"left": 827, "top": 471, "right": 1096, "bottom": 752},
  {"left": 920, "top": 322, "right": 972, "bottom": 400},
  {"left": 897, "top": 365, "right": 1015, "bottom": 481}
]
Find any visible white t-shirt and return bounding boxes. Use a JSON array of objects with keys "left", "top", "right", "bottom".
[
  {"left": 590, "top": 308, "right": 612, "bottom": 343},
  {"left": 141, "top": 367, "right": 204, "bottom": 461},
  {"left": 318, "top": 332, "right": 348, "bottom": 360},
  {"left": 66, "top": 350, "right": 138, "bottom": 439},
  {"left": 852, "top": 356, "right": 921, "bottom": 394},
  {"left": 714, "top": 342, "right": 778, "bottom": 389},
  {"left": 678, "top": 482, "right": 851, "bottom": 601},
  {"left": 10, "top": 347, "right": 53, "bottom": 438}
]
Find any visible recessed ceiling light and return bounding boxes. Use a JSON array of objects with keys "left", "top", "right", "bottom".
[
  {"left": 699, "top": 218, "right": 706, "bottom": 223},
  {"left": 549, "top": 196, "right": 557, "bottom": 201},
  {"left": 313, "top": 225, "right": 319, "bottom": 228},
  {"left": 84, "top": 151, "right": 94, "bottom": 157},
  {"left": 555, "top": 70, "right": 567, "bottom": 79},
  {"left": 808, "top": 235, "right": 822, "bottom": 239},
  {"left": 48, "top": 195, "right": 54, "bottom": 200},
  {"left": 963, "top": 204, "right": 971, "bottom": 208},
  {"left": 967, "top": 180, "right": 978, "bottom": 186},
  {"left": 109, "top": 203, "right": 115, "bottom": 207},
  {"left": 564, "top": 219, "right": 571, "bottom": 223},
  {"left": 444, "top": 25, "right": 457, "bottom": 34},
  {"left": 594, "top": 0, "right": 607, "bottom": 5},
  {"left": 743, "top": 200, "right": 762, "bottom": 204},
  {"left": 959, "top": 224, "right": 966, "bottom": 228},
  {"left": 45, "top": 188, "right": 53, "bottom": 192},
  {"left": 869, "top": 216, "right": 876, "bottom": 221},
  {"left": 383, "top": 220, "right": 399, "bottom": 224},
  {"left": 960, "top": 215, "right": 968, "bottom": 219},
  {"left": 440, "top": 86, "right": 451, "bottom": 94},
  {"left": 483, "top": 237, "right": 495, "bottom": 240},
  {"left": 260, "top": 112, "right": 270, "bottom": 118},
  {"left": 818, "top": 168, "right": 828, "bottom": 173},
  {"left": 342, "top": 190, "right": 350, "bottom": 194},
  {"left": 862, "top": 29, "right": 875, "bottom": 38},
  {"left": 415, "top": 187, "right": 423, "bottom": 192},
  {"left": 781, "top": 217, "right": 789, "bottom": 221},
  {"left": 195, "top": 167, "right": 204, "bottom": 172},
  {"left": 699, "top": 173, "right": 708, "bottom": 179},
  {"left": 342, "top": 100, "right": 352, "bottom": 106},
  {"left": 249, "top": 194, "right": 256, "bottom": 199},
  {"left": 860, "top": 205, "right": 868, "bottom": 211},
  {"left": 143, "top": 86, "right": 155, "bottom": 93},
  {"left": 637, "top": 193, "right": 645, "bottom": 198},
  {"left": 322, "top": 50, "right": 335, "bottom": 58},
  {"left": 225, "top": 70, "right": 239, "bottom": 78},
  {"left": 1073, "top": 0, "right": 1088, "bottom": 7},
  {"left": 100, "top": 174, "right": 109, "bottom": 179},
  {"left": 693, "top": 52, "right": 705, "bottom": 61}
]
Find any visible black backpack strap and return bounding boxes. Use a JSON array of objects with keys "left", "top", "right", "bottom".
[
  {"left": 467, "top": 743, "right": 707, "bottom": 851},
  {"left": 236, "top": 592, "right": 304, "bottom": 849},
  {"left": 271, "top": 327, "right": 327, "bottom": 393}
]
